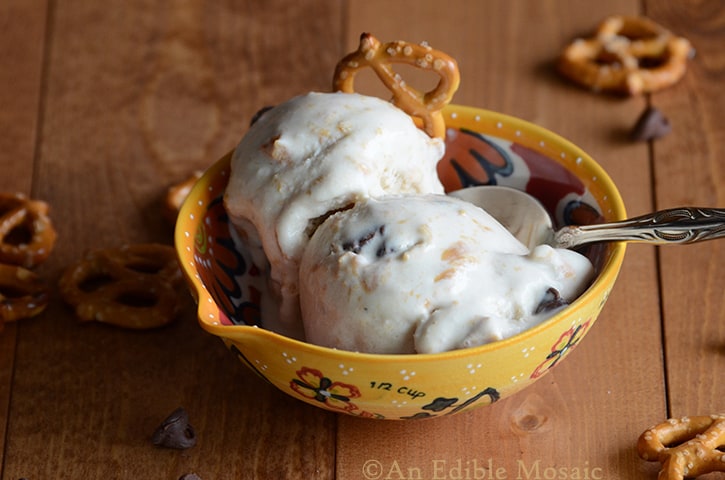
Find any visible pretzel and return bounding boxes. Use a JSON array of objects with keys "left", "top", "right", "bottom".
[
  {"left": 163, "top": 171, "right": 202, "bottom": 223},
  {"left": 58, "top": 243, "right": 184, "bottom": 329},
  {"left": 0, "top": 193, "right": 57, "bottom": 268},
  {"left": 637, "top": 414, "right": 725, "bottom": 480},
  {"left": 557, "top": 15, "right": 694, "bottom": 95},
  {"left": 333, "top": 32, "right": 460, "bottom": 138},
  {"left": 0, "top": 264, "right": 49, "bottom": 328}
]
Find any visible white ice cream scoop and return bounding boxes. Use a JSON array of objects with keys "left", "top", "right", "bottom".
[
  {"left": 451, "top": 186, "right": 725, "bottom": 251},
  {"left": 224, "top": 92, "right": 446, "bottom": 337},
  {"left": 299, "top": 194, "right": 595, "bottom": 354}
]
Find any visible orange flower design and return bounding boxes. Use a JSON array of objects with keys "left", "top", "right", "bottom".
[
  {"left": 438, "top": 128, "right": 513, "bottom": 192},
  {"left": 531, "top": 320, "right": 592, "bottom": 379},
  {"left": 290, "top": 367, "right": 362, "bottom": 412}
]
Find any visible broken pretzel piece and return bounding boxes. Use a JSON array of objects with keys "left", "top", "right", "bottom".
[
  {"left": 0, "top": 264, "right": 49, "bottom": 327},
  {"left": 0, "top": 193, "right": 57, "bottom": 269},
  {"left": 164, "top": 171, "right": 203, "bottom": 224},
  {"left": 637, "top": 414, "right": 725, "bottom": 480}
]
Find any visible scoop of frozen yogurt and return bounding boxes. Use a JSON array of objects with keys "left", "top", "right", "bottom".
[
  {"left": 299, "top": 194, "right": 594, "bottom": 354},
  {"left": 224, "top": 92, "right": 445, "bottom": 337}
]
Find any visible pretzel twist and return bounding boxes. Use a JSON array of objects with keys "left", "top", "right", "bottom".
[
  {"left": 0, "top": 264, "right": 49, "bottom": 328},
  {"left": 164, "top": 171, "right": 202, "bottom": 224},
  {"left": 59, "top": 244, "right": 184, "bottom": 329},
  {"left": 557, "top": 15, "right": 694, "bottom": 95},
  {"left": 0, "top": 193, "right": 57, "bottom": 268},
  {"left": 333, "top": 32, "right": 460, "bottom": 138},
  {"left": 637, "top": 414, "right": 725, "bottom": 480}
]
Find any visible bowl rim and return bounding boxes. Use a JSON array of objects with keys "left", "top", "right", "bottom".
[{"left": 175, "top": 103, "right": 627, "bottom": 362}]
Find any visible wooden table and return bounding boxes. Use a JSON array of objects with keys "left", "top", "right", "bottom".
[{"left": 1, "top": 1, "right": 723, "bottom": 478}]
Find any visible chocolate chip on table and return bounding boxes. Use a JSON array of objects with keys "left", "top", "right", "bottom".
[
  {"left": 151, "top": 407, "right": 197, "bottom": 449},
  {"left": 178, "top": 474, "right": 202, "bottom": 480},
  {"left": 630, "top": 106, "right": 672, "bottom": 141}
]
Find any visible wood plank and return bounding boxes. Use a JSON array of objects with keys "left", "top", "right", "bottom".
[
  {"left": 8, "top": 1, "right": 719, "bottom": 478},
  {"left": 0, "top": 0, "right": 49, "bottom": 474},
  {"left": 3, "top": 1, "right": 342, "bottom": 478},
  {"left": 338, "top": 1, "right": 667, "bottom": 478},
  {"left": 0, "top": 0, "right": 47, "bottom": 193},
  {"left": 645, "top": 1, "right": 725, "bottom": 417}
]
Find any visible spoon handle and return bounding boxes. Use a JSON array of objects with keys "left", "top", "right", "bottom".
[{"left": 554, "top": 207, "right": 725, "bottom": 248}]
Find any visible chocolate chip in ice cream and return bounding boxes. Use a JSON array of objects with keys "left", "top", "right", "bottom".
[
  {"left": 305, "top": 204, "right": 354, "bottom": 239},
  {"left": 342, "top": 225, "right": 385, "bottom": 254},
  {"left": 534, "top": 287, "right": 568, "bottom": 314}
]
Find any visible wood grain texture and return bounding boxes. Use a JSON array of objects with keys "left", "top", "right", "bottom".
[
  {"left": 2, "top": 1, "right": 342, "bottom": 479},
  {"left": 338, "top": 1, "right": 669, "bottom": 479},
  {"left": 0, "top": 0, "right": 49, "bottom": 471},
  {"left": 0, "top": 0, "right": 48, "bottom": 193},
  {"left": 645, "top": 0, "right": 725, "bottom": 417},
  {"left": 1, "top": 1, "right": 723, "bottom": 479}
]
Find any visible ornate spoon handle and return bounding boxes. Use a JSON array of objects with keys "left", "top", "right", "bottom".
[{"left": 554, "top": 207, "right": 725, "bottom": 248}]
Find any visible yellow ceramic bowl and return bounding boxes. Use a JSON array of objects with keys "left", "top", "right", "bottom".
[{"left": 175, "top": 104, "right": 626, "bottom": 420}]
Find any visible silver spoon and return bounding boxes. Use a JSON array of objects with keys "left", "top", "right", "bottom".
[{"left": 451, "top": 186, "right": 725, "bottom": 250}]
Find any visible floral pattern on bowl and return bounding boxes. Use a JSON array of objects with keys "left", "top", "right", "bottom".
[{"left": 175, "top": 104, "right": 626, "bottom": 419}]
